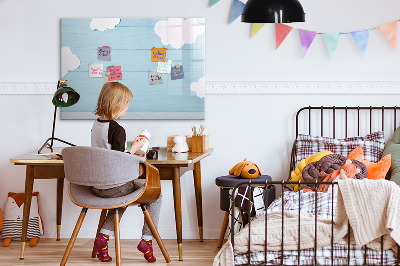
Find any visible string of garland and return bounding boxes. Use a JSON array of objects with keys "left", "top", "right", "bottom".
[
  {"left": 209, "top": 0, "right": 399, "bottom": 58},
  {"left": 279, "top": 20, "right": 400, "bottom": 35}
]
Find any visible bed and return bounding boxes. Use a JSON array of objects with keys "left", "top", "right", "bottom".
[{"left": 214, "top": 106, "right": 400, "bottom": 266}]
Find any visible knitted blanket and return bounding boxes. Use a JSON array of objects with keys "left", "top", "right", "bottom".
[
  {"left": 335, "top": 178, "right": 399, "bottom": 251},
  {"left": 214, "top": 179, "right": 400, "bottom": 266}
]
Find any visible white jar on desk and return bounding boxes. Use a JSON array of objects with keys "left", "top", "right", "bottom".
[{"left": 136, "top": 129, "right": 150, "bottom": 154}]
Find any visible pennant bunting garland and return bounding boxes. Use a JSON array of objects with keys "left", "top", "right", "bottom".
[
  {"left": 378, "top": 21, "right": 398, "bottom": 50},
  {"left": 323, "top": 33, "right": 341, "bottom": 58},
  {"left": 351, "top": 29, "right": 370, "bottom": 55},
  {"left": 275, "top": 23, "right": 293, "bottom": 49},
  {"left": 251, "top": 23, "right": 266, "bottom": 38},
  {"left": 229, "top": 0, "right": 245, "bottom": 24},
  {"left": 298, "top": 30, "right": 317, "bottom": 58},
  {"left": 209, "top": 0, "right": 220, "bottom": 7}
]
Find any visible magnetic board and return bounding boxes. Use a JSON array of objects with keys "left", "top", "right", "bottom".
[{"left": 61, "top": 18, "right": 205, "bottom": 119}]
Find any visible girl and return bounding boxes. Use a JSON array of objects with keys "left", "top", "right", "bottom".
[{"left": 91, "top": 82, "right": 162, "bottom": 263}]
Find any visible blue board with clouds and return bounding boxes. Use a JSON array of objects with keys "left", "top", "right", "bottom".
[{"left": 61, "top": 18, "right": 205, "bottom": 119}]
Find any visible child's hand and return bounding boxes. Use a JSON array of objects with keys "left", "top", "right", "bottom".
[{"left": 128, "top": 137, "right": 147, "bottom": 155}]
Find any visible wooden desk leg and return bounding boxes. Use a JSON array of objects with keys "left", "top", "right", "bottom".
[
  {"left": 56, "top": 178, "right": 64, "bottom": 241},
  {"left": 20, "top": 165, "right": 35, "bottom": 259},
  {"left": 172, "top": 167, "right": 183, "bottom": 261},
  {"left": 193, "top": 161, "right": 203, "bottom": 242}
]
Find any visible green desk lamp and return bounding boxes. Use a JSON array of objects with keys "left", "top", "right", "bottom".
[{"left": 38, "top": 80, "right": 80, "bottom": 154}]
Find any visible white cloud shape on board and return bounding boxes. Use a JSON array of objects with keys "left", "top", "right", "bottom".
[
  {"left": 190, "top": 77, "right": 205, "bottom": 98},
  {"left": 154, "top": 18, "right": 205, "bottom": 49},
  {"left": 61, "top": 46, "right": 80, "bottom": 77},
  {"left": 90, "top": 18, "right": 121, "bottom": 31}
]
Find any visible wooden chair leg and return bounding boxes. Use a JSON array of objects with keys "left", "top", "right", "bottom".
[
  {"left": 91, "top": 209, "right": 108, "bottom": 258},
  {"left": 114, "top": 210, "right": 121, "bottom": 266},
  {"left": 60, "top": 208, "right": 88, "bottom": 266},
  {"left": 141, "top": 205, "right": 171, "bottom": 263},
  {"left": 217, "top": 211, "right": 230, "bottom": 248}
]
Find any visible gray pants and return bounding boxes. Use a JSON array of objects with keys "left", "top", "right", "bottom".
[{"left": 92, "top": 180, "right": 162, "bottom": 240}]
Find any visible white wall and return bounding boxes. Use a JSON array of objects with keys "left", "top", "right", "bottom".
[{"left": 1, "top": 0, "right": 400, "bottom": 240}]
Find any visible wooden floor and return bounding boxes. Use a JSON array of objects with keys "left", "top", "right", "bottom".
[{"left": 0, "top": 239, "right": 221, "bottom": 265}]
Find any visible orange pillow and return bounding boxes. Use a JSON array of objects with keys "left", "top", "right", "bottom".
[{"left": 347, "top": 146, "right": 391, "bottom": 180}]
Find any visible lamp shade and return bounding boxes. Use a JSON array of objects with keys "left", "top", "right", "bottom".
[
  {"left": 241, "top": 0, "right": 305, "bottom": 23},
  {"left": 52, "top": 83, "right": 80, "bottom": 107}
]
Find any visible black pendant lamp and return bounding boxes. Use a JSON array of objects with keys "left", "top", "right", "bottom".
[{"left": 242, "top": 0, "right": 305, "bottom": 23}]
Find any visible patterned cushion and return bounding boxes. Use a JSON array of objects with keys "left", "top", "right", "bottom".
[
  {"left": 295, "top": 131, "right": 385, "bottom": 166},
  {"left": 382, "top": 126, "right": 400, "bottom": 184}
]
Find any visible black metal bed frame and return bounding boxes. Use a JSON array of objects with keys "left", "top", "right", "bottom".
[{"left": 230, "top": 106, "right": 400, "bottom": 266}]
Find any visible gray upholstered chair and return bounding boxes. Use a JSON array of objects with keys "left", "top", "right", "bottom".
[{"left": 60, "top": 146, "right": 171, "bottom": 265}]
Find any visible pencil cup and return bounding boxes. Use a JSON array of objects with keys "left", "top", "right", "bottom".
[{"left": 191, "top": 135, "right": 209, "bottom": 153}]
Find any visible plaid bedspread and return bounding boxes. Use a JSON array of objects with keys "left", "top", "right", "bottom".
[
  {"left": 234, "top": 191, "right": 397, "bottom": 265},
  {"left": 266, "top": 190, "right": 336, "bottom": 219},
  {"left": 234, "top": 244, "right": 397, "bottom": 265}
]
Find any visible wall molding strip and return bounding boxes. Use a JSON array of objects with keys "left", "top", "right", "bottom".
[
  {"left": 207, "top": 81, "right": 400, "bottom": 94},
  {"left": 1, "top": 81, "right": 400, "bottom": 95},
  {"left": 0, "top": 83, "right": 56, "bottom": 94}
]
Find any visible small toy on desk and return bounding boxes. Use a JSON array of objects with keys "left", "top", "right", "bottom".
[
  {"left": 229, "top": 159, "right": 261, "bottom": 179},
  {"left": 167, "top": 136, "right": 192, "bottom": 151},
  {"left": 172, "top": 135, "right": 189, "bottom": 153},
  {"left": 1, "top": 192, "right": 44, "bottom": 247}
]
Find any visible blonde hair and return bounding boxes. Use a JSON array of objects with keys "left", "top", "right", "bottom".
[{"left": 95, "top": 82, "right": 133, "bottom": 120}]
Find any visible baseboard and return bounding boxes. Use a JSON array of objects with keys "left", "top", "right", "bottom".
[{"left": 1, "top": 81, "right": 400, "bottom": 94}]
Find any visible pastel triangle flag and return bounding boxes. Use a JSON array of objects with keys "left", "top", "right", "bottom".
[
  {"left": 323, "top": 33, "right": 341, "bottom": 58},
  {"left": 298, "top": 29, "right": 317, "bottom": 58},
  {"left": 275, "top": 23, "right": 293, "bottom": 49},
  {"left": 229, "top": 0, "right": 245, "bottom": 24},
  {"left": 209, "top": 0, "right": 220, "bottom": 7},
  {"left": 251, "top": 23, "right": 266, "bottom": 38},
  {"left": 378, "top": 21, "right": 397, "bottom": 50},
  {"left": 351, "top": 29, "right": 370, "bottom": 55}
]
